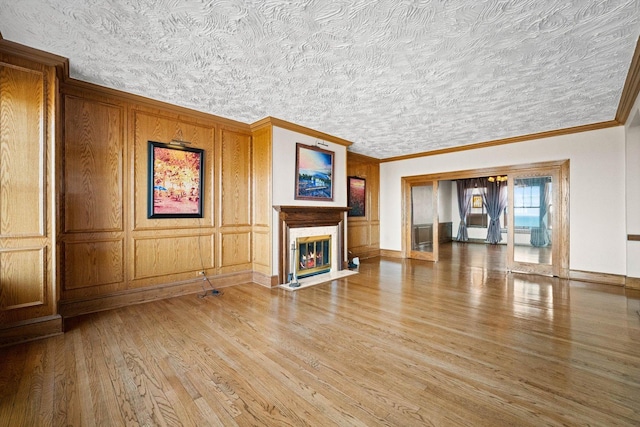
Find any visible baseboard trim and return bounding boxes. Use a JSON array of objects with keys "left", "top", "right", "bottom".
[
  {"left": 380, "top": 249, "right": 403, "bottom": 258},
  {"left": 0, "top": 315, "right": 63, "bottom": 348},
  {"left": 626, "top": 277, "right": 640, "bottom": 289},
  {"left": 252, "top": 271, "right": 279, "bottom": 288},
  {"left": 569, "top": 270, "right": 626, "bottom": 287},
  {"left": 59, "top": 271, "right": 253, "bottom": 318},
  {"left": 349, "top": 248, "right": 381, "bottom": 261}
]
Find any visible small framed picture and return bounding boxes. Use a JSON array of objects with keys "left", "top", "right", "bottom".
[
  {"left": 472, "top": 195, "right": 483, "bottom": 209},
  {"left": 148, "top": 141, "right": 204, "bottom": 218},
  {"left": 295, "top": 143, "right": 334, "bottom": 201},
  {"left": 348, "top": 176, "right": 366, "bottom": 217}
]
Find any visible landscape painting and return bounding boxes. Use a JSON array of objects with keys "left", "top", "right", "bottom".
[
  {"left": 295, "top": 143, "right": 334, "bottom": 201},
  {"left": 148, "top": 141, "right": 204, "bottom": 218},
  {"left": 348, "top": 176, "right": 366, "bottom": 217}
]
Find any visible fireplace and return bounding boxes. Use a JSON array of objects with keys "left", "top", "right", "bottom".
[
  {"left": 296, "top": 235, "right": 331, "bottom": 278},
  {"left": 274, "top": 206, "right": 349, "bottom": 285}
]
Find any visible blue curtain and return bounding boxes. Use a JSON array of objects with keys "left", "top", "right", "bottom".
[
  {"left": 481, "top": 178, "right": 508, "bottom": 244},
  {"left": 456, "top": 179, "right": 474, "bottom": 241}
]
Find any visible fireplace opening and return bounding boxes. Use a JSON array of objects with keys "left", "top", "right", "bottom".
[{"left": 297, "top": 235, "right": 331, "bottom": 279}]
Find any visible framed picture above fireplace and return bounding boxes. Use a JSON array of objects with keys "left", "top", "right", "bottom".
[{"left": 295, "top": 143, "right": 334, "bottom": 201}]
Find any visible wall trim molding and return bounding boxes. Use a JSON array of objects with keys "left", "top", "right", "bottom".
[
  {"left": 252, "top": 271, "right": 279, "bottom": 288},
  {"left": 0, "top": 315, "right": 63, "bottom": 348},
  {"left": 569, "top": 270, "right": 626, "bottom": 287},
  {"left": 349, "top": 248, "right": 381, "bottom": 261},
  {"left": 626, "top": 277, "right": 640, "bottom": 290},
  {"left": 59, "top": 272, "right": 253, "bottom": 318},
  {"left": 251, "top": 116, "right": 353, "bottom": 147},
  {"left": 616, "top": 36, "right": 640, "bottom": 124},
  {"left": 379, "top": 249, "right": 403, "bottom": 258},
  {"left": 347, "top": 151, "right": 381, "bottom": 163},
  {"left": 380, "top": 121, "right": 620, "bottom": 162}
]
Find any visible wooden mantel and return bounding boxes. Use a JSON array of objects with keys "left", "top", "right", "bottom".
[{"left": 274, "top": 206, "right": 350, "bottom": 285}]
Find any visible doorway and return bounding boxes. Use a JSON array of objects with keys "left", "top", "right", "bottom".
[
  {"left": 401, "top": 160, "right": 569, "bottom": 278},
  {"left": 403, "top": 178, "right": 438, "bottom": 261}
]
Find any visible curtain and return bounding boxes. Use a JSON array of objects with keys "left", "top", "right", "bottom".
[
  {"left": 455, "top": 179, "right": 474, "bottom": 241},
  {"left": 539, "top": 179, "right": 551, "bottom": 245},
  {"left": 481, "top": 178, "right": 508, "bottom": 244}
]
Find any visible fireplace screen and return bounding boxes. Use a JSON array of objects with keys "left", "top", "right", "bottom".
[{"left": 297, "top": 235, "right": 331, "bottom": 278}]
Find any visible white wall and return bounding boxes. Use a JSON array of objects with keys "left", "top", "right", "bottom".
[
  {"left": 380, "top": 126, "right": 627, "bottom": 275},
  {"left": 438, "top": 180, "right": 453, "bottom": 222},
  {"left": 272, "top": 126, "right": 348, "bottom": 207},
  {"left": 271, "top": 126, "right": 348, "bottom": 276},
  {"left": 625, "top": 94, "right": 640, "bottom": 279}
]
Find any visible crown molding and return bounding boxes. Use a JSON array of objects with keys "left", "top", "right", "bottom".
[
  {"left": 0, "top": 36, "right": 69, "bottom": 80},
  {"left": 616, "top": 36, "right": 640, "bottom": 124},
  {"left": 251, "top": 116, "right": 353, "bottom": 147},
  {"left": 380, "top": 120, "right": 620, "bottom": 163},
  {"left": 347, "top": 151, "right": 381, "bottom": 164}
]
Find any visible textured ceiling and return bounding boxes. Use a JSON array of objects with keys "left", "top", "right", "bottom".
[{"left": 1, "top": 0, "right": 639, "bottom": 158}]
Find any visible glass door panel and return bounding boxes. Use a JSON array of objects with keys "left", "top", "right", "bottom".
[
  {"left": 412, "top": 184, "right": 434, "bottom": 254},
  {"left": 508, "top": 171, "right": 559, "bottom": 276},
  {"left": 404, "top": 179, "right": 438, "bottom": 261}
]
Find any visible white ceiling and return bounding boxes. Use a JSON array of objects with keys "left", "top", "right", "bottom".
[{"left": 1, "top": 0, "right": 639, "bottom": 158}]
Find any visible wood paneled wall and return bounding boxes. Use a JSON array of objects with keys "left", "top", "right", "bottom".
[
  {"left": 58, "top": 82, "right": 253, "bottom": 316},
  {"left": 251, "top": 124, "right": 273, "bottom": 285},
  {"left": 347, "top": 152, "right": 380, "bottom": 260},
  {"left": 0, "top": 50, "right": 61, "bottom": 344}
]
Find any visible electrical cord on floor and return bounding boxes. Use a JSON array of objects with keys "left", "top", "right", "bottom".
[
  {"left": 196, "top": 218, "right": 222, "bottom": 299},
  {"left": 198, "top": 275, "right": 223, "bottom": 298}
]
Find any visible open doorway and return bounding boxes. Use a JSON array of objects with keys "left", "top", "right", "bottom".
[{"left": 402, "top": 160, "right": 569, "bottom": 278}]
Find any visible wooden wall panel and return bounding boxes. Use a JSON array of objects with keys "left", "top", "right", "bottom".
[
  {"left": 253, "top": 229, "right": 271, "bottom": 271},
  {"left": 221, "top": 232, "right": 251, "bottom": 267},
  {"left": 368, "top": 162, "right": 380, "bottom": 222},
  {"left": 134, "top": 234, "right": 213, "bottom": 279},
  {"left": 221, "top": 129, "right": 251, "bottom": 227},
  {"left": 63, "top": 240, "right": 123, "bottom": 290},
  {"left": 371, "top": 224, "right": 380, "bottom": 246},
  {"left": 0, "top": 50, "right": 56, "bottom": 331},
  {"left": 251, "top": 125, "right": 272, "bottom": 277},
  {"left": 0, "top": 64, "right": 43, "bottom": 237},
  {"left": 132, "top": 110, "right": 216, "bottom": 230},
  {"left": 63, "top": 96, "right": 123, "bottom": 232},
  {"left": 252, "top": 126, "right": 271, "bottom": 227},
  {"left": 0, "top": 248, "right": 45, "bottom": 310},
  {"left": 347, "top": 153, "right": 380, "bottom": 260},
  {"left": 348, "top": 224, "right": 370, "bottom": 248}
]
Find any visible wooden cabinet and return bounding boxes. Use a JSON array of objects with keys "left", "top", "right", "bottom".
[{"left": 0, "top": 45, "right": 62, "bottom": 345}]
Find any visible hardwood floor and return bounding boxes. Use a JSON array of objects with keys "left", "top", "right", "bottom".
[{"left": 2, "top": 244, "right": 639, "bottom": 426}]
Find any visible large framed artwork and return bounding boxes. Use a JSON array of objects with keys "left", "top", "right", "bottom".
[
  {"left": 148, "top": 141, "right": 204, "bottom": 218},
  {"left": 348, "top": 176, "right": 366, "bottom": 217},
  {"left": 295, "top": 143, "right": 334, "bottom": 201}
]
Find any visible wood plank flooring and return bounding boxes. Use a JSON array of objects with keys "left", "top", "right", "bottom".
[{"left": 1, "top": 243, "right": 639, "bottom": 426}]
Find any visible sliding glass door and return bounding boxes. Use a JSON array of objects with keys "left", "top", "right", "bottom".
[
  {"left": 403, "top": 178, "right": 438, "bottom": 261},
  {"left": 507, "top": 168, "right": 563, "bottom": 277}
]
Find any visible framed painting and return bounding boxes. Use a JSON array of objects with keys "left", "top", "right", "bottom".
[
  {"left": 348, "top": 176, "right": 366, "bottom": 217},
  {"left": 148, "top": 141, "right": 204, "bottom": 218},
  {"left": 472, "top": 194, "right": 483, "bottom": 209},
  {"left": 295, "top": 143, "right": 334, "bottom": 201}
]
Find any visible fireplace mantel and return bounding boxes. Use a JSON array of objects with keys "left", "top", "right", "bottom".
[{"left": 274, "top": 205, "right": 350, "bottom": 284}]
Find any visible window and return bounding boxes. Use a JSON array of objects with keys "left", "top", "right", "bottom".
[{"left": 513, "top": 180, "right": 551, "bottom": 229}]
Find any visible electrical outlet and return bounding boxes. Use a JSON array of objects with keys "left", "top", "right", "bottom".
[{"left": 197, "top": 271, "right": 206, "bottom": 276}]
